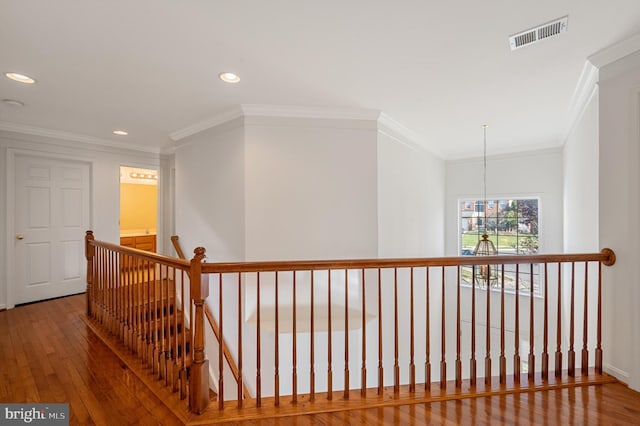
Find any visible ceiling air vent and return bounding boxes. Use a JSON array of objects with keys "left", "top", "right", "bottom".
[{"left": 509, "top": 16, "right": 568, "bottom": 50}]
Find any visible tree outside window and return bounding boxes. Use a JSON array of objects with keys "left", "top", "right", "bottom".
[{"left": 459, "top": 198, "right": 540, "bottom": 293}]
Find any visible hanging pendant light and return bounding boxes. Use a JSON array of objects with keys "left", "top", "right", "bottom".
[{"left": 473, "top": 125, "right": 497, "bottom": 286}]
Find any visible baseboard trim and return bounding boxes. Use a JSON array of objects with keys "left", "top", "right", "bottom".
[{"left": 603, "top": 363, "right": 630, "bottom": 384}]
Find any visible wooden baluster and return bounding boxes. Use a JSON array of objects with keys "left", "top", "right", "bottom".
[
  {"left": 500, "top": 265, "right": 506, "bottom": 384},
  {"left": 542, "top": 263, "right": 549, "bottom": 380},
  {"left": 470, "top": 265, "right": 477, "bottom": 387},
  {"left": 148, "top": 260, "right": 154, "bottom": 370},
  {"left": 112, "top": 251, "right": 117, "bottom": 335},
  {"left": 218, "top": 273, "right": 224, "bottom": 409},
  {"left": 123, "top": 252, "right": 128, "bottom": 349},
  {"left": 143, "top": 259, "right": 149, "bottom": 365},
  {"left": 344, "top": 269, "right": 349, "bottom": 399},
  {"left": 127, "top": 257, "right": 131, "bottom": 342},
  {"left": 377, "top": 268, "right": 383, "bottom": 395},
  {"left": 256, "top": 272, "right": 262, "bottom": 407},
  {"left": 596, "top": 261, "right": 603, "bottom": 374},
  {"left": 105, "top": 249, "right": 109, "bottom": 326},
  {"left": 237, "top": 272, "right": 243, "bottom": 407},
  {"left": 440, "top": 266, "right": 447, "bottom": 389},
  {"left": 456, "top": 266, "right": 462, "bottom": 388},
  {"left": 582, "top": 261, "right": 589, "bottom": 376},
  {"left": 105, "top": 250, "right": 109, "bottom": 330},
  {"left": 180, "top": 269, "right": 187, "bottom": 399},
  {"left": 361, "top": 268, "right": 366, "bottom": 397},
  {"left": 163, "top": 266, "right": 171, "bottom": 385},
  {"left": 485, "top": 262, "right": 492, "bottom": 386},
  {"left": 292, "top": 271, "right": 297, "bottom": 403},
  {"left": 158, "top": 264, "right": 164, "bottom": 381},
  {"left": 119, "top": 252, "right": 124, "bottom": 339},
  {"left": 132, "top": 255, "right": 138, "bottom": 355},
  {"left": 85, "top": 231, "right": 95, "bottom": 316},
  {"left": 310, "top": 270, "right": 315, "bottom": 400},
  {"left": 132, "top": 255, "right": 137, "bottom": 352},
  {"left": 393, "top": 268, "right": 399, "bottom": 394},
  {"left": 274, "top": 271, "right": 280, "bottom": 406},
  {"left": 569, "top": 262, "right": 576, "bottom": 377},
  {"left": 528, "top": 263, "right": 535, "bottom": 382},
  {"left": 108, "top": 251, "right": 113, "bottom": 332},
  {"left": 409, "top": 267, "right": 415, "bottom": 393},
  {"left": 425, "top": 266, "right": 431, "bottom": 391},
  {"left": 514, "top": 264, "right": 520, "bottom": 383},
  {"left": 555, "top": 263, "right": 562, "bottom": 378},
  {"left": 172, "top": 267, "right": 179, "bottom": 392},
  {"left": 189, "top": 247, "right": 209, "bottom": 414},
  {"left": 328, "top": 270, "right": 333, "bottom": 400},
  {"left": 101, "top": 247, "right": 105, "bottom": 320},
  {"left": 99, "top": 247, "right": 104, "bottom": 324}
]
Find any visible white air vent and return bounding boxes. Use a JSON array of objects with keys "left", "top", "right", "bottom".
[{"left": 509, "top": 16, "right": 568, "bottom": 50}]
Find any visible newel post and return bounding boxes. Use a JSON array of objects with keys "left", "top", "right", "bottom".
[
  {"left": 190, "top": 247, "right": 210, "bottom": 414},
  {"left": 85, "top": 230, "right": 95, "bottom": 316}
]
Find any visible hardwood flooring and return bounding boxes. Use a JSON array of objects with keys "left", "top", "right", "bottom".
[{"left": 2, "top": 294, "right": 640, "bottom": 425}]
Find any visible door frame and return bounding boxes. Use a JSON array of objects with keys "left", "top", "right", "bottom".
[{"left": 5, "top": 148, "right": 93, "bottom": 308}]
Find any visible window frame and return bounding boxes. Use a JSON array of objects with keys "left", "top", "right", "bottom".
[{"left": 457, "top": 196, "right": 542, "bottom": 296}]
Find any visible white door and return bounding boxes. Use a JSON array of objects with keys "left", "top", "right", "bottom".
[{"left": 13, "top": 155, "right": 91, "bottom": 305}]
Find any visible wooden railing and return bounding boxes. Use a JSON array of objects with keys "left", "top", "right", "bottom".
[
  {"left": 171, "top": 235, "right": 251, "bottom": 401},
  {"left": 85, "top": 230, "right": 617, "bottom": 419},
  {"left": 85, "top": 231, "right": 210, "bottom": 414}
]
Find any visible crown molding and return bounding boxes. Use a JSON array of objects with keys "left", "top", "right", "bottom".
[
  {"left": 168, "top": 105, "right": 244, "bottom": 142},
  {"left": 588, "top": 32, "right": 640, "bottom": 69},
  {"left": 377, "top": 113, "right": 444, "bottom": 159},
  {"left": 0, "top": 121, "right": 160, "bottom": 154},
  {"left": 240, "top": 104, "right": 381, "bottom": 121},
  {"left": 169, "top": 104, "right": 381, "bottom": 142}
]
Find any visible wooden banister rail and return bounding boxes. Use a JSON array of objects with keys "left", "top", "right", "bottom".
[
  {"left": 171, "top": 235, "right": 186, "bottom": 261},
  {"left": 199, "top": 249, "right": 616, "bottom": 273},
  {"left": 84, "top": 231, "right": 210, "bottom": 414},
  {"left": 87, "top": 233, "right": 618, "bottom": 421},
  {"left": 191, "top": 247, "right": 617, "bottom": 420}
]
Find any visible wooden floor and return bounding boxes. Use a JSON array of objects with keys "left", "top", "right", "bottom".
[{"left": 2, "top": 295, "right": 640, "bottom": 425}]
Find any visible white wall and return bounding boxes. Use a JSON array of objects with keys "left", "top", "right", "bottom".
[
  {"left": 174, "top": 118, "right": 246, "bottom": 262},
  {"left": 244, "top": 116, "right": 379, "bottom": 261},
  {"left": 174, "top": 112, "right": 450, "bottom": 398},
  {"left": 563, "top": 90, "right": 599, "bottom": 253},
  {"left": 0, "top": 131, "right": 163, "bottom": 309},
  {"left": 377, "top": 132, "right": 445, "bottom": 258},
  {"left": 562, "top": 85, "right": 600, "bottom": 380},
  {"left": 598, "top": 50, "right": 640, "bottom": 390}
]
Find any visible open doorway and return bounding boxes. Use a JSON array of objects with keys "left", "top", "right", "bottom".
[{"left": 119, "top": 166, "right": 158, "bottom": 253}]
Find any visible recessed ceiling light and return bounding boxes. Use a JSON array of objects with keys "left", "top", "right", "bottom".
[
  {"left": 2, "top": 99, "right": 25, "bottom": 107},
  {"left": 219, "top": 72, "right": 240, "bottom": 83},
  {"left": 4, "top": 72, "right": 37, "bottom": 84},
  {"left": 113, "top": 130, "right": 128, "bottom": 136}
]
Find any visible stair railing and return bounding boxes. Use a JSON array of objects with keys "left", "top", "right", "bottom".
[
  {"left": 85, "top": 231, "right": 210, "bottom": 414},
  {"left": 87, "top": 230, "right": 617, "bottom": 419},
  {"left": 171, "top": 235, "right": 251, "bottom": 401}
]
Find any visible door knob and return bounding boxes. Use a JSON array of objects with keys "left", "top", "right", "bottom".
[{"left": 16, "top": 234, "right": 24, "bottom": 240}]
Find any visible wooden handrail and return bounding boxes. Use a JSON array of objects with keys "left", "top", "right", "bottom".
[
  {"left": 204, "top": 304, "right": 251, "bottom": 400},
  {"left": 85, "top": 231, "right": 210, "bottom": 414},
  {"left": 171, "top": 235, "right": 187, "bottom": 261},
  {"left": 87, "top": 230, "right": 618, "bottom": 421},
  {"left": 200, "top": 249, "right": 616, "bottom": 273}
]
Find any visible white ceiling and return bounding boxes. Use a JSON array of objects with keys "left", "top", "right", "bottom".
[{"left": 1, "top": 1, "right": 640, "bottom": 158}]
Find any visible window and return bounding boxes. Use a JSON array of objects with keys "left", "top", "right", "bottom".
[{"left": 459, "top": 198, "right": 540, "bottom": 293}]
